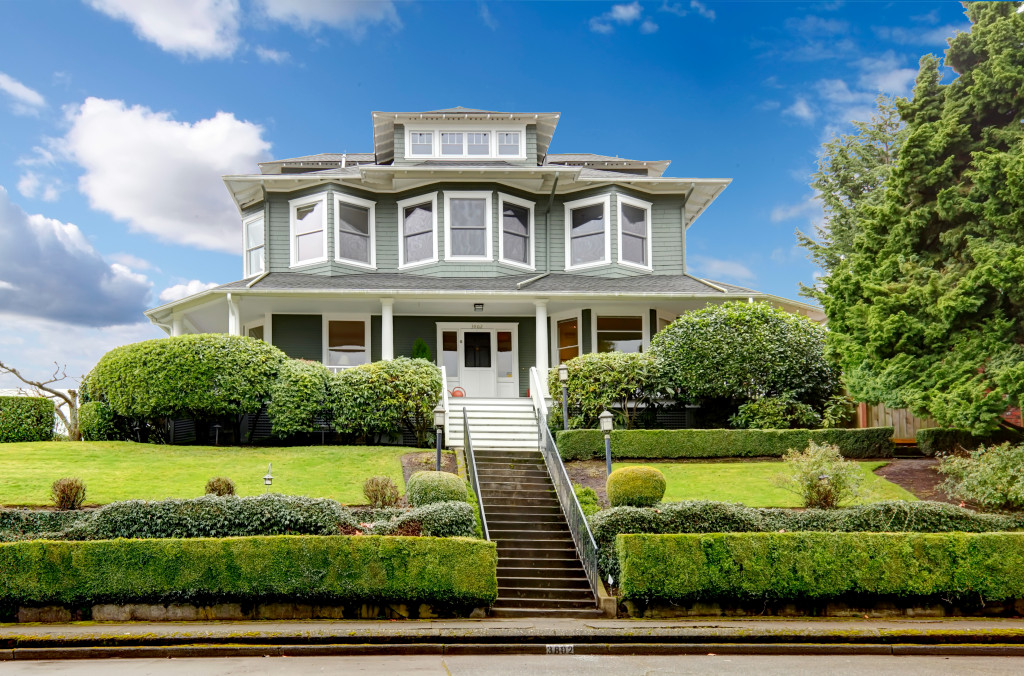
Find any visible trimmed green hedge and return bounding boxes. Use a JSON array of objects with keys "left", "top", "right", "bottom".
[
  {"left": 556, "top": 427, "right": 894, "bottom": 461},
  {"left": 916, "top": 427, "right": 1020, "bottom": 457},
  {"left": 0, "top": 510, "right": 86, "bottom": 542},
  {"left": 617, "top": 532, "right": 1024, "bottom": 605},
  {"left": 0, "top": 396, "right": 53, "bottom": 442},
  {"left": 0, "top": 535, "right": 497, "bottom": 609}
]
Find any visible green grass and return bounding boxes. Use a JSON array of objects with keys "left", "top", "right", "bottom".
[
  {"left": 615, "top": 460, "right": 918, "bottom": 508},
  {"left": 0, "top": 441, "right": 413, "bottom": 506}
]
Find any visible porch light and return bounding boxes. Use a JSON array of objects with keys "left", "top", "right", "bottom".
[
  {"left": 558, "top": 363, "right": 569, "bottom": 383},
  {"left": 599, "top": 410, "right": 614, "bottom": 477},
  {"left": 263, "top": 463, "right": 273, "bottom": 493},
  {"left": 473, "top": 303, "right": 484, "bottom": 312},
  {"left": 433, "top": 404, "right": 446, "bottom": 471}
]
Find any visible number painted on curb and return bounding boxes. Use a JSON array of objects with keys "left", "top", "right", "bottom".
[{"left": 546, "top": 644, "right": 574, "bottom": 654}]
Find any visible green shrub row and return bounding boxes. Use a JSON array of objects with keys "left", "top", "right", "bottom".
[
  {"left": 0, "top": 396, "right": 53, "bottom": 443},
  {"left": 617, "top": 532, "right": 1024, "bottom": 605},
  {"left": 0, "top": 535, "right": 498, "bottom": 609},
  {"left": 78, "top": 401, "right": 127, "bottom": 441},
  {"left": 0, "top": 510, "right": 86, "bottom": 542},
  {"left": 556, "top": 427, "right": 894, "bottom": 461},
  {"left": 916, "top": 427, "right": 1020, "bottom": 457},
  {"left": 406, "top": 471, "right": 468, "bottom": 507},
  {"left": 591, "top": 500, "right": 1022, "bottom": 582}
]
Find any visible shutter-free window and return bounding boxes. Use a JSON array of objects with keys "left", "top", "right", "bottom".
[
  {"left": 449, "top": 198, "right": 487, "bottom": 257},
  {"left": 403, "top": 201, "right": 434, "bottom": 264},
  {"left": 410, "top": 131, "right": 433, "bottom": 155},
  {"left": 467, "top": 132, "right": 489, "bottom": 155},
  {"left": 557, "top": 318, "right": 579, "bottom": 363},
  {"left": 620, "top": 203, "right": 649, "bottom": 267},
  {"left": 497, "top": 132, "right": 520, "bottom": 156},
  {"left": 596, "top": 316, "right": 643, "bottom": 353},
  {"left": 441, "top": 132, "right": 463, "bottom": 155},
  {"left": 328, "top": 320, "right": 368, "bottom": 368},
  {"left": 336, "top": 202, "right": 371, "bottom": 265},
  {"left": 570, "top": 203, "right": 606, "bottom": 266},
  {"left": 245, "top": 216, "right": 264, "bottom": 275},
  {"left": 502, "top": 202, "right": 530, "bottom": 265},
  {"left": 293, "top": 200, "right": 325, "bottom": 264}
]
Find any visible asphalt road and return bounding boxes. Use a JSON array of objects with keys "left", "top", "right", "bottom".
[{"left": 5, "top": 655, "right": 1024, "bottom": 675}]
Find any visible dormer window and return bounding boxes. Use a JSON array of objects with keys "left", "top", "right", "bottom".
[
  {"left": 410, "top": 132, "right": 433, "bottom": 155},
  {"left": 406, "top": 125, "right": 525, "bottom": 159},
  {"left": 467, "top": 132, "right": 489, "bottom": 155},
  {"left": 497, "top": 132, "right": 520, "bottom": 156},
  {"left": 441, "top": 132, "right": 463, "bottom": 155}
]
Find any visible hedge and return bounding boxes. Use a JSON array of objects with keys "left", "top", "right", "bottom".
[
  {"left": 0, "top": 396, "right": 53, "bottom": 442},
  {"left": 0, "top": 510, "right": 86, "bottom": 542},
  {"left": 591, "top": 500, "right": 1022, "bottom": 582},
  {"left": 617, "top": 532, "right": 1024, "bottom": 605},
  {"left": 916, "top": 427, "right": 1020, "bottom": 457},
  {"left": 0, "top": 535, "right": 497, "bottom": 609},
  {"left": 78, "top": 401, "right": 126, "bottom": 441},
  {"left": 556, "top": 427, "right": 894, "bottom": 461}
]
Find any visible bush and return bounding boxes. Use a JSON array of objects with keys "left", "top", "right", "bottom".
[
  {"left": 0, "top": 396, "right": 53, "bottom": 442},
  {"left": 775, "top": 441, "right": 861, "bottom": 509},
  {"left": 729, "top": 394, "right": 821, "bottom": 429},
  {"left": 330, "top": 358, "right": 442, "bottom": 447},
  {"left": 940, "top": 442, "right": 1024, "bottom": 510},
  {"left": 574, "top": 484, "right": 600, "bottom": 517},
  {"left": 0, "top": 535, "right": 498, "bottom": 610},
  {"left": 556, "top": 427, "right": 894, "bottom": 461},
  {"left": 51, "top": 478, "right": 86, "bottom": 510},
  {"left": 372, "top": 501, "right": 477, "bottom": 538},
  {"left": 266, "top": 359, "right": 332, "bottom": 438},
  {"left": 616, "top": 532, "right": 1024, "bottom": 605},
  {"left": 547, "top": 352, "right": 664, "bottom": 429},
  {"left": 0, "top": 509, "right": 86, "bottom": 542},
  {"left": 84, "top": 334, "right": 287, "bottom": 422},
  {"left": 590, "top": 500, "right": 1021, "bottom": 582},
  {"left": 205, "top": 477, "right": 236, "bottom": 497},
  {"left": 607, "top": 466, "right": 666, "bottom": 508},
  {"left": 78, "top": 401, "right": 127, "bottom": 441},
  {"left": 405, "top": 471, "right": 468, "bottom": 507},
  {"left": 363, "top": 476, "right": 401, "bottom": 508},
  {"left": 411, "top": 338, "right": 431, "bottom": 360},
  {"left": 650, "top": 301, "right": 841, "bottom": 411},
  {"left": 917, "top": 427, "right": 1019, "bottom": 457}
]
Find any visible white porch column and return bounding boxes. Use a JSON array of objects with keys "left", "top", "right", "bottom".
[
  {"left": 534, "top": 299, "right": 549, "bottom": 394},
  {"left": 171, "top": 314, "right": 184, "bottom": 337},
  {"left": 380, "top": 298, "right": 394, "bottom": 360},
  {"left": 227, "top": 294, "right": 241, "bottom": 336}
]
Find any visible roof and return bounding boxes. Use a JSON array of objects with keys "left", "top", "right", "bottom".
[
  {"left": 547, "top": 153, "right": 671, "bottom": 178},
  {"left": 258, "top": 153, "right": 376, "bottom": 175}
]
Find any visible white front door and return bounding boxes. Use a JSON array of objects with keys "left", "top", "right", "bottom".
[
  {"left": 460, "top": 330, "right": 496, "bottom": 398},
  {"left": 438, "top": 322, "right": 519, "bottom": 399}
]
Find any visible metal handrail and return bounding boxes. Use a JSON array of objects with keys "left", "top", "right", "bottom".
[
  {"left": 463, "top": 408, "right": 489, "bottom": 541},
  {"left": 536, "top": 409, "right": 601, "bottom": 600}
]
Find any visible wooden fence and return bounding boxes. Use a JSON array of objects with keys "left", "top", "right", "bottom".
[{"left": 857, "top": 403, "right": 936, "bottom": 443}]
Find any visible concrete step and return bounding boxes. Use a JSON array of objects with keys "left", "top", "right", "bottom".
[
  {"left": 488, "top": 607, "right": 605, "bottom": 619},
  {"left": 498, "top": 557, "right": 583, "bottom": 571},
  {"left": 479, "top": 480, "right": 554, "bottom": 492},
  {"left": 492, "top": 596, "right": 597, "bottom": 610},
  {"left": 497, "top": 576, "right": 591, "bottom": 590},
  {"left": 482, "top": 489, "right": 557, "bottom": 501},
  {"left": 497, "top": 586, "right": 596, "bottom": 601},
  {"left": 476, "top": 467, "right": 549, "bottom": 477},
  {"left": 487, "top": 508, "right": 565, "bottom": 520},
  {"left": 496, "top": 547, "right": 578, "bottom": 560},
  {"left": 488, "top": 520, "right": 568, "bottom": 533}
]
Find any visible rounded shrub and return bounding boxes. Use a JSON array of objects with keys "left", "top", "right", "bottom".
[
  {"left": 51, "top": 477, "right": 86, "bottom": 510},
  {"left": 205, "top": 477, "right": 236, "bottom": 497},
  {"left": 0, "top": 396, "right": 54, "bottom": 442},
  {"left": 363, "top": 475, "right": 401, "bottom": 508},
  {"left": 78, "top": 401, "right": 125, "bottom": 441},
  {"left": 406, "top": 471, "right": 468, "bottom": 507},
  {"left": 266, "top": 359, "right": 332, "bottom": 438},
  {"left": 607, "top": 466, "right": 666, "bottom": 508}
]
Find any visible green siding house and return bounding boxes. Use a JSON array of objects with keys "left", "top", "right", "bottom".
[{"left": 145, "top": 107, "right": 820, "bottom": 399}]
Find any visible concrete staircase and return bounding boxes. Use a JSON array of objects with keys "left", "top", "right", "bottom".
[
  {"left": 474, "top": 447, "right": 602, "bottom": 618},
  {"left": 446, "top": 398, "right": 538, "bottom": 450}
]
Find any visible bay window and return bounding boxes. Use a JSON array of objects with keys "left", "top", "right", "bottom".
[
  {"left": 397, "top": 192, "right": 438, "bottom": 268},
  {"left": 564, "top": 195, "right": 611, "bottom": 270},
  {"left": 618, "top": 195, "right": 653, "bottom": 270},
  {"left": 333, "top": 193, "right": 375, "bottom": 268},
  {"left": 498, "top": 193, "right": 534, "bottom": 269},
  {"left": 243, "top": 213, "right": 264, "bottom": 277},
  {"left": 289, "top": 193, "right": 327, "bottom": 267},
  {"left": 444, "top": 191, "right": 492, "bottom": 261}
]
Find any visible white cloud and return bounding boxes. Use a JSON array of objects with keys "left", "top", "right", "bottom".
[
  {"left": 61, "top": 97, "right": 272, "bottom": 253},
  {"left": 589, "top": 17, "right": 614, "bottom": 34},
  {"left": 610, "top": 2, "right": 643, "bottom": 24},
  {"left": 16, "top": 145, "right": 57, "bottom": 167},
  {"left": 158, "top": 280, "right": 220, "bottom": 302},
  {"left": 0, "top": 72, "right": 46, "bottom": 115},
  {"left": 479, "top": 2, "right": 498, "bottom": 30},
  {"left": 640, "top": 18, "right": 659, "bottom": 34},
  {"left": 771, "top": 194, "right": 821, "bottom": 224},
  {"left": 0, "top": 280, "right": 17, "bottom": 291},
  {"left": 16, "top": 172, "right": 61, "bottom": 202},
  {"left": 590, "top": 1, "right": 662, "bottom": 34},
  {"left": 690, "top": 255, "right": 755, "bottom": 282},
  {"left": 88, "top": 0, "right": 240, "bottom": 59},
  {"left": 755, "top": 100, "right": 781, "bottom": 111},
  {"left": 257, "top": 0, "right": 400, "bottom": 36},
  {"left": 785, "top": 15, "right": 848, "bottom": 36},
  {"left": 689, "top": 0, "right": 715, "bottom": 21},
  {"left": 856, "top": 52, "right": 918, "bottom": 95},
  {"left": 783, "top": 97, "right": 815, "bottom": 122},
  {"left": 0, "top": 185, "right": 152, "bottom": 326},
  {"left": 873, "top": 23, "right": 967, "bottom": 46},
  {"left": 109, "top": 252, "right": 158, "bottom": 272},
  {"left": 254, "top": 46, "right": 289, "bottom": 63}
]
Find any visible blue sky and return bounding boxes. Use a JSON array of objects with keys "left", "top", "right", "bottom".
[{"left": 0, "top": 0, "right": 968, "bottom": 384}]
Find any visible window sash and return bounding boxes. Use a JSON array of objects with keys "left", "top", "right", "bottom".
[
  {"left": 327, "top": 320, "right": 368, "bottom": 368},
  {"left": 410, "top": 132, "right": 433, "bottom": 155},
  {"left": 336, "top": 202, "right": 371, "bottom": 265},
  {"left": 497, "top": 131, "right": 520, "bottom": 155},
  {"left": 596, "top": 316, "right": 643, "bottom": 354},
  {"left": 441, "top": 132, "right": 463, "bottom": 155}
]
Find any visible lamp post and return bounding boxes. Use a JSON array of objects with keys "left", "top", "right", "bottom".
[
  {"left": 558, "top": 363, "right": 569, "bottom": 431},
  {"left": 433, "top": 404, "right": 446, "bottom": 471},
  {"left": 599, "top": 410, "right": 614, "bottom": 477},
  {"left": 263, "top": 463, "right": 273, "bottom": 494}
]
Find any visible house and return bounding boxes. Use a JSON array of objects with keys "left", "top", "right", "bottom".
[{"left": 145, "top": 107, "right": 821, "bottom": 399}]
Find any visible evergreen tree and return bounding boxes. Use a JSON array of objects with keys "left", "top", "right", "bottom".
[{"left": 819, "top": 3, "right": 1024, "bottom": 434}]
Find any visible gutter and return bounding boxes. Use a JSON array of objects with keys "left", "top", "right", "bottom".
[{"left": 515, "top": 273, "right": 549, "bottom": 290}]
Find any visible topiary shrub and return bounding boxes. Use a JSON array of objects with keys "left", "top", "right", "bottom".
[
  {"left": 546, "top": 352, "right": 664, "bottom": 429},
  {"left": 78, "top": 401, "right": 127, "bottom": 441},
  {"left": 0, "top": 396, "right": 54, "bottom": 442},
  {"left": 406, "top": 471, "right": 468, "bottom": 507},
  {"left": 939, "top": 442, "right": 1024, "bottom": 510},
  {"left": 266, "top": 359, "right": 331, "bottom": 438},
  {"left": 363, "top": 475, "right": 401, "bottom": 508},
  {"left": 205, "top": 477, "right": 236, "bottom": 497},
  {"left": 775, "top": 441, "right": 862, "bottom": 509},
  {"left": 607, "top": 466, "right": 666, "bottom": 508},
  {"left": 51, "top": 477, "right": 86, "bottom": 510}
]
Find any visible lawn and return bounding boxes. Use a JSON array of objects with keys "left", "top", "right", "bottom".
[
  {"left": 0, "top": 441, "right": 413, "bottom": 507},
  {"left": 615, "top": 460, "right": 917, "bottom": 508}
]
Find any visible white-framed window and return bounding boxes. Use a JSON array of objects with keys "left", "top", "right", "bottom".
[
  {"left": 444, "top": 191, "right": 492, "bottom": 261},
  {"left": 441, "top": 132, "right": 464, "bottom": 156},
  {"left": 405, "top": 125, "right": 526, "bottom": 159},
  {"left": 467, "top": 132, "right": 489, "bottom": 155},
  {"left": 617, "top": 194, "right": 653, "bottom": 271},
  {"left": 333, "top": 193, "right": 376, "bottom": 269},
  {"left": 564, "top": 194, "right": 611, "bottom": 271},
  {"left": 242, "top": 213, "right": 265, "bottom": 277},
  {"left": 397, "top": 192, "right": 438, "bottom": 269},
  {"left": 410, "top": 131, "right": 433, "bottom": 155},
  {"left": 550, "top": 310, "right": 584, "bottom": 365},
  {"left": 289, "top": 193, "right": 328, "bottom": 268},
  {"left": 323, "top": 314, "right": 371, "bottom": 370},
  {"left": 593, "top": 313, "right": 648, "bottom": 354},
  {"left": 497, "top": 131, "right": 521, "bottom": 156},
  {"left": 497, "top": 192, "right": 534, "bottom": 270}
]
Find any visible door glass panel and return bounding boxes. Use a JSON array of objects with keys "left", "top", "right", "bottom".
[
  {"left": 496, "top": 331, "right": 513, "bottom": 378},
  {"left": 463, "top": 332, "right": 491, "bottom": 368},
  {"left": 442, "top": 331, "right": 458, "bottom": 378},
  {"left": 557, "top": 318, "right": 579, "bottom": 363}
]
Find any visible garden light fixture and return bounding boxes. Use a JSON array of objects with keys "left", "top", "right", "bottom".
[
  {"left": 433, "top": 404, "right": 446, "bottom": 471},
  {"left": 263, "top": 463, "right": 273, "bottom": 493},
  {"left": 599, "top": 409, "right": 614, "bottom": 476},
  {"left": 558, "top": 363, "right": 569, "bottom": 431}
]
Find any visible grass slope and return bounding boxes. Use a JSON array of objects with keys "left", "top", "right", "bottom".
[
  {"left": 615, "top": 460, "right": 917, "bottom": 508},
  {"left": 0, "top": 441, "right": 409, "bottom": 507}
]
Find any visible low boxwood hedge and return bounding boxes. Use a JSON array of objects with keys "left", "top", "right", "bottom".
[
  {"left": 591, "top": 500, "right": 1023, "bottom": 582},
  {"left": 617, "top": 532, "right": 1024, "bottom": 605},
  {"left": 0, "top": 510, "right": 86, "bottom": 542},
  {"left": 916, "top": 427, "right": 1020, "bottom": 457},
  {"left": 555, "top": 427, "right": 894, "bottom": 461},
  {"left": 0, "top": 396, "right": 54, "bottom": 443},
  {"left": 0, "top": 535, "right": 498, "bottom": 610}
]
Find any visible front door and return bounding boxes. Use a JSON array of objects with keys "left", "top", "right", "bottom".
[
  {"left": 460, "top": 330, "right": 496, "bottom": 398},
  {"left": 438, "top": 322, "right": 520, "bottom": 398}
]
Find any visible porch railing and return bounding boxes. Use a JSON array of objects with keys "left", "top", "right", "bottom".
[{"left": 463, "top": 407, "right": 489, "bottom": 541}]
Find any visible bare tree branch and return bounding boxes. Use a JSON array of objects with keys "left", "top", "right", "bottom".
[{"left": 0, "top": 359, "right": 81, "bottom": 440}]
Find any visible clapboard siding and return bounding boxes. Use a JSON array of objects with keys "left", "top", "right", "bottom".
[{"left": 271, "top": 314, "right": 322, "bottom": 361}]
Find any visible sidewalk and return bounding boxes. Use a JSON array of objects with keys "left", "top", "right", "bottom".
[{"left": 4, "top": 617, "right": 1024, "bottom": 660}]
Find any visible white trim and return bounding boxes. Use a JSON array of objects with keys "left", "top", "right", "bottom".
[
  {"left": 397, "top": 191, "right": 439, "bottom": 269},
  {"left": 590, "top": 308, "right": 651, "bottom": 355},
  {"left": 443, "top": 190, "right": 493, "bottom": 262},
  {"left": 564, "top": 194, "right": 611, "bottom": 271},
  {"left": 288, "top": 192, "right": 329, "bottom": 268},
  {"left": 497, "top": 192, "right": 535, "bottom": 271},
  {"left": 617, "top": 194, "right": 654, "bottom": 272},
  {"left": 405, "top": 123, "right": 527, "bottom": 160},
  {"left": 550, "top": 309, "right": 584, "bottom": 365},
  {"left": 242, "top": 318, "right": 266, "bottom": 342},
  {"left": 322, "top": 313, "right": 372, "bottom": 371},
  {"left": 333, "top": 193, "right": 376, "bottom": 270},
  {"left": 242, "top": 212, "right": 265, "bottom": 278},
  {"left": 435, "top": 321, "right": 520, "bottom": 398}
]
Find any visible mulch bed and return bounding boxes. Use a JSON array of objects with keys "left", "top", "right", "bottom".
[{"left": 401, "top": 451, "right": 457, "bottom": 489}]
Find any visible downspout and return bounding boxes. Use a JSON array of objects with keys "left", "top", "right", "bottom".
[
  {"left": 544, "top": 174, "right": 559, "bottom": 274},
  {"left": 681, "top": 183, "right": 694, "bottom": 275}
]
